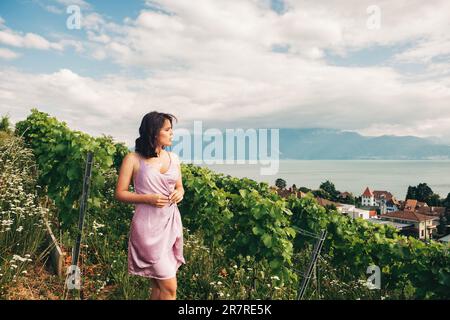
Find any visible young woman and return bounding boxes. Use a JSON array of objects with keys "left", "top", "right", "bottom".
[{"left": 115, "top": 111, "right": 186, "bottom": 300}]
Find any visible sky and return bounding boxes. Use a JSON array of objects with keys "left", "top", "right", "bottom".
[{"left": 0, "top": 0, "right": 449, "bottom": 147}]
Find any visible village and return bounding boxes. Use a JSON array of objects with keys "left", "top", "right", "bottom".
[{"left": 274, "top": 185, "right": 450, "bottom": 244}]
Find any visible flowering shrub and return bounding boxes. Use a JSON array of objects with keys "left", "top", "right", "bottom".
[{"left": 0, "top": 134, "right": 49, "bottom": 297}]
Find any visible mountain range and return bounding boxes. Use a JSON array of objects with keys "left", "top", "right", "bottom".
[
  {"left": 128, "top": 128, "right": 450, "bottom": 160},
  {"left": 278, "top": 129, "right": 450, "bottom": 160}
]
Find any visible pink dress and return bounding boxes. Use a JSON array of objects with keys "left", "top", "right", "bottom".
[{"left": 128, "top": 152, "right": 186, "bottom": 280}]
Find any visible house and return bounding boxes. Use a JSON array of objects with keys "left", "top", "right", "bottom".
[
  {"left": 404, "top": 199, "right": 418, "bottom": 212},
  {"left": 275, "top": 188, "right": 308, "bottom": 200},
  {"left": 350, "top": 208, "right": 376, "bottom": 220},
  {"left": 360, "top": 187, "right": 399, "bottom": 212},
  {"left": 315, "top": 197, "right": 339, "bottom": 208},
  {"left": 373, "top": 191, "right": 399, "bottom": 213},
  {"left": 373, "top": 190, "right": 394, "bottom": 204},
  {"left": 402, "top": 199, "right": 446, "bottom": 218},
  {"left": 368, "top": 218, "right": 414, "bottom": 231},
  {"left": 380, "top": 211, "right": 439, "bottom": 240},
  {"left": 339, "top": 191, "right": 353, "bottom": 200},
  {"left": 276, "top": 188, "right": 294, "bottom": 198},
  {"left": 336, "top": 204, "right": 376, "bottom": 220},
  {"left": 416, "top": 206, "right": 446, "bottom": 218},
  {"left": 361, "top": 187, "right": 376, "bottom": 207}
]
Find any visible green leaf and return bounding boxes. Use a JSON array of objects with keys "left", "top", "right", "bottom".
[
  {"left": 252, "top": 226, "right": 264, "bottom": 235},
  {"left": 239, "top": 189, "right": 247, "bottom": 198},
  {"left": 67, "top": 166, "right": 78, "bottom": 180},
  {"left": 262, "top": 233, "right": 273, "bottom": 248},
  {"left": 269, "top": 259, "right": 281, "bottom": 269}
]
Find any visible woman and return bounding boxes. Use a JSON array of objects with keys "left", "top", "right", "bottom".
[{"left": 115, "top": 111, "right": 186, "bottom": 300}]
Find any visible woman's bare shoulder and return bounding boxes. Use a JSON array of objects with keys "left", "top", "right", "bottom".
[
  {"left": 169, "top": 151, "right": 180, "bottom": 161},
  {"left": 123, "top": 152, "right": 141, "bottom": 164}
]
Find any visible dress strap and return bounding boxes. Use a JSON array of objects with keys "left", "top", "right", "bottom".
[{"left": 167, "top": 151, "right": 172, "bottom": 167}]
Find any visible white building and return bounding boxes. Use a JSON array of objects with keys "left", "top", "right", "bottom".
[
  {"left": 337, "top": 204, "right": 375, "bottom": 220},
  {"left": 361, "top": 187, "right": 376, "bottom": 207}
]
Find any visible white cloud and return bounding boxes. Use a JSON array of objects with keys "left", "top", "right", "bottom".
[
  {"left": 395, "top": 38, "right": 450, "bottom": 63},
  {"left": 0, "top": 29, "right": 63, "bottom": 50},
  {"left": 1, "top": 63, "right": 450, "bottom": 146},
  {"left": 0, "top": 20, "right": 84, "bottom": 53},
  {"left": 55, "top": 0, "right": 91, "bottom": 10},
  {"left": 81, "top": 0, "right": 450, "bottom": 70},
  {"left": 0, "top": 48, "right": 20, "bottom": 60},
  {"left": 45, "top": 5, "right": 64, "bottom": 14},
  {"left": 2, "top": 0, "right": 450, "bottom": 145}
]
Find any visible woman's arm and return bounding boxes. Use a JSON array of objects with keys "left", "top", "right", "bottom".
[{"left": 115, "top": 153, "right": 169, "bottom": 207}]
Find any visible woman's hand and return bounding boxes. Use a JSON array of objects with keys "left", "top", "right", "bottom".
[
  {"left": 169, "top": 188, "right": 184, "bottom": 205},
  {"left": 145, "top": 193, "right": 170, "bottom": 208}
]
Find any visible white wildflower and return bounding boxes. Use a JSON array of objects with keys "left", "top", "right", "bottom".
[
  {"left": 93, "top": 220, "right": 105, "bottom": 231},
  {"left": 12, "top": 255, "right": 27, "bottom": 262}
]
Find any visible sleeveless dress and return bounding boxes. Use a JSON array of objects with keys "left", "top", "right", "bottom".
[{"left": 128, "top": 152, "right": 186, "bottom": 280}]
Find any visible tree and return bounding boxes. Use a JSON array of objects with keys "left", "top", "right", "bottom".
[
  {"left": 428, "top": 194, "right": 442, "bottom": 207},
  {"left": 339, "top": 193, "right": 356, "bottom": 205},
  {"left": 275, "top": 178, "right": 286, "bottom": 189},
  {"left": 443, "top": 193, "right": 450, "bottom": 209},
  {"left": 292, "top": 184, "right": 297, "bottom": 191},
  {"left": 319, "top": 180, "right": 339, "bottom": 201},
  {"left": 405, "top": 185, "right": 416, "bottom": 200},
  {"left": 405, "top": 183, "right": 442, "bottom": 206},
  {"left": 313, "top": 188, "right": 332, "bottom": 200},
  {"left": 0, "top": 115, "right": 12, "bottom": 134},
  {"left": 299, "top": 187, "right": 311, "bottom": 193}
]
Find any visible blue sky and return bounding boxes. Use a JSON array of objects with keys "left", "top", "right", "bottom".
[{"left": 0, "top": 0, "right": 449, "bottom": 146}]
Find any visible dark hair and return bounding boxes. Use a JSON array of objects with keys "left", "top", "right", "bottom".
[{"left": 135, "top": 111, "right": 178, "bottom": 158}]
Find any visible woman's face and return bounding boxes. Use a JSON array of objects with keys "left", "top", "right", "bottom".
[{"left": 157, "top": 119, "right": 173, "bottom": 147}]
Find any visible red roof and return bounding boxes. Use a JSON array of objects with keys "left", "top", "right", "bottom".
[
  {"left": 404, "top": 199, "right": 418, "bottom": 211},
  {"left": 362, "top": 187, "right": 374, "bottom": 197},
  {"left": 416, "top": 201, "right": 428, "bottom": 208},
  {"left": 381, "top": 210, "right": 436, "bottom": 222},
  {"left": 416, "top": 206, "right": 446, "bottom": 217},
  {"left": 373, "top": 191, "right": 394, "bottom": 201},
  {"left": 369, "top": 210, "right": 377, "bottom": 217},
  {"left": 315, "top": 197, "right": 339, "bottom": 207}
]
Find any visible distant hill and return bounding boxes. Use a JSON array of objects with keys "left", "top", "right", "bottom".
[
  {"left": 279, "top": 128, "right": 450, "bottom": 160},
  {"left": 128, "top": 128, "right": 450, "bottom": 160}
]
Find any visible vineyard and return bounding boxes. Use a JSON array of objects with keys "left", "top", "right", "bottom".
[{"left": 0, "top": 109, "right": 449, "bottom": 300}]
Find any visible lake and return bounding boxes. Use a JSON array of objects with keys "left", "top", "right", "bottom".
[{"left": 196, "top": 160, "right": 450, "bottom": 200}]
